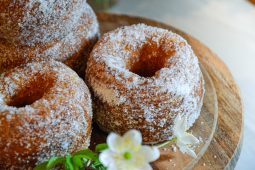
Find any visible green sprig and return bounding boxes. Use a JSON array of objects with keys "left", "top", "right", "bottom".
[
  {"left": 156, "top": 137, "right": 177, "bottom": 148},
  {"left": 33, "top": 144, "right": 108, "bottom": 170}
]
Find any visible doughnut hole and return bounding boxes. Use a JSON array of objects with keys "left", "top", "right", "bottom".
[
  {"left": 7, "top": 75, "right": 55, "bottom": 108},
  {"left": 128, "top": 39, "right": 175, "bottom": 77}
]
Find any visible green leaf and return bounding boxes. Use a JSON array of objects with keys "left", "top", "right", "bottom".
[
  {"left": 93, "top": 160, "right": 102, "bottom": 166},
  {"left": 47, "top": 157, "right": 65, "bottom": 169},
  {"left": 65, "top": 154, "right": 74, "bottom": 170},
  {"left": 95, "top": 143, "right": 108, "bottom": 152},
  {"left": 98, "top": 166, "right": 107, "bottom": 170},
  {"left": 73, "top": 149, "right": 98, "bottom": 161},
  {"left": 34, "top": 148, "right": 107, "bottom": 170},
  {"left": 90, "top": 159, "right": 107, "bottom": 170},
  {"left": 72, "top": 155, "right": 84, "bottom": 169},
  {"left": 33, "top": 161, "right": 48, "bottom": 170}
]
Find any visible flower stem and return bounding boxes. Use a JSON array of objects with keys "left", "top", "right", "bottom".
[{"left": 156, "top": 137, "right": 177, "bottom": 148}]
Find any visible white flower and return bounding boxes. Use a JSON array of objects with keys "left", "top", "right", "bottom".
[
  {"left": 99, "top": 129, "right": 160, "bottom": 170},
  {"left": 173, "top": 115, "right": 200, "bottom": 158}
]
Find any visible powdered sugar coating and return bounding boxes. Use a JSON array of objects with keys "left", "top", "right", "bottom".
[
  {"left": 0, "top": 2, "right": 99, "bottom": 75},
  {"left": 0, "top": 0, "right": 89, "bottom": 46},
  {"left": 86, "top": 24, "right": 205, "bottom": 143},
  {"left": 0, "top": 60, "right": 92, "bottom": 169}
]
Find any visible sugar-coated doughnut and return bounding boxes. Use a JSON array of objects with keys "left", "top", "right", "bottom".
[
  {"left": 0, "top": 2, "right": 99, "bottom": 76},
  {"left": 0, "top": 0, "right": 87, "bottom": 46},
  {"left": 0, "top": 60, "right": 92, "bottom": 169},
  {"left": 86, "top": 24, "right": 205, "bottom": 144}
]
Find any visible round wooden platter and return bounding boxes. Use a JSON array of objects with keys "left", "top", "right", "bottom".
[{"left": 95, "top": 13, "right": 243, "bottom": 170}]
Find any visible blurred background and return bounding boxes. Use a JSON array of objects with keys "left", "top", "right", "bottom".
[{"left": 88, "top": 0, "right": 255, "bottom": 169}]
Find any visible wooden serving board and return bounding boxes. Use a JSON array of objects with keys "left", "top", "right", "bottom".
[{"left": 96, "top": 13, "right": 243, "bottom": 170}]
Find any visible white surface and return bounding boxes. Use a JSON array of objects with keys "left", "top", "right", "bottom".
[{"left": 108, "top": 0, "right": 255, "bottom": 169}]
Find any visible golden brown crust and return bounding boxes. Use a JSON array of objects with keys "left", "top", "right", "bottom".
[
  {"left": 0, "top": 2, "right": 99, "bottom": 76},
  {"left": 0, "top": 0, "right": 87, "bottom": 46},
  {"left": 0, "top": 61, "right": 92, "bottom": 169},
  {"left": 86, "top": 24, "right": 205, "bottom": 144}
]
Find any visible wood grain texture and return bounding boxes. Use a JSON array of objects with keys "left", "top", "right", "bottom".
[{"left": 96, "top": 12, "right": 243, "bottom": 170}]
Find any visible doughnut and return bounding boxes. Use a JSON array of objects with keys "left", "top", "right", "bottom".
[
  {"left": 0, "top": 0, "right": 88, "bottom": 46},
  {"left": 0, "top": 3, "right": 99, "bottom": 76},
  {"left": 0, "top": 60, "right": 92, "bottom": 169},
  {"left": 86, "top": 24, "right": 205, "bottom": 144}
]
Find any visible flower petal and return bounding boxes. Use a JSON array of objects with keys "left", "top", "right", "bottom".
[
  {"left": 114, "top": 159, "right": 138, "bottom": 170},
  {"left": 179, "top": 145, "right": 197, "bottom": 158},
  {"left": 173, "top": 115, "right": 187, "bottom": 136},
  {"left": 122, "top": 129, "right": 142, "bottom": 150},
  {"left": 107, "top": 132, "right": 124, "bottom": 153},
  {"left": 99, "top": 149, "right": 115, "bottom": 166},
  {"left": 139, "top": 146, "right": 160, "bottom": 162},
  {"left": 176, "top": 140, "right": 197, "bottom": 158},
  {"left": 101, "top": 152, "right": 135, "bottom": 170},
  {"left": 173, "top": 127, "right": 184, "bottom": 139},
  {"left": 129, "top": 153, "right": 150, "bottom": 170},
  {"left": 139, "top": 163, "right": 153, "bottom": 170},
  {"left": 107, "top": 164, "right": 119, "bottom": 170},
  {"left": 180, "top": 133, "right": 200, "bottom": 145}
]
